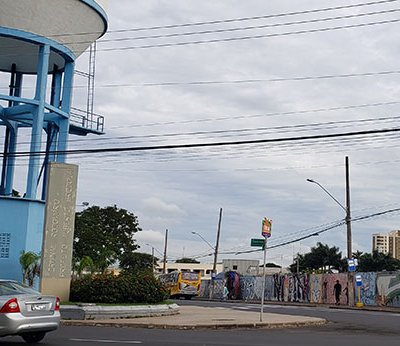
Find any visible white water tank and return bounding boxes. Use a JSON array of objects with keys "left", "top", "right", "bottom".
[{"left": 0, "top": 0, "right": 108, "bottom": 73}]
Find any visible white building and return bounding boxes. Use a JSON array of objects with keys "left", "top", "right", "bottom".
[
  {"left": 155, "top": 262, "right": 223, "bottom": 279},
  {"left": 372, "top": 230, "right": 400, "bottom": 260}
]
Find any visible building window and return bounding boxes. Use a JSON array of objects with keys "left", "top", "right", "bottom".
[
  {"left": 0, "top": 233, "right": 11, "bottom": 259},
  {"left": 233, "top": 265, "right": 238, "bottom": 270}
]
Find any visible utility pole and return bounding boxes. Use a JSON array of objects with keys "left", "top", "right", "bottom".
[
  {"left": 163, "top": 229, "right": 168, "bottom": 274},
  {"left": 210, "top": 208, "right": 222, "bottom": 299},
  {"left": 345, "top": 156, "right": 355, "bottom": 306},
  {"left": 345, "top": 156, "right": 352, "bottom": 259}
]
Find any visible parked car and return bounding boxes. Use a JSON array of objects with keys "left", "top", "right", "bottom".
[{"left": 0, "top": 280, "right": 60, "bottom": 343}]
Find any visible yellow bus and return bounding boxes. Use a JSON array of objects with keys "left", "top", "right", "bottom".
[{"left": 158, "top": 271, "right": 201, "bottom": 300}]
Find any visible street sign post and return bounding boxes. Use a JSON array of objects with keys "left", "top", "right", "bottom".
[
  {"left": 260, "top": 217, "right": 272, "bottom": 323},
  {"left": 355, "top": 274, "right": 364, "bottom": 307},
  {"left": 251, "top": 238, "right": 265, "bottom": 247}
]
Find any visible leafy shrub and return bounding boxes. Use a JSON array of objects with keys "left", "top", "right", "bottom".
[{"left": 70, "top": 273, "right": 168, "bottom": 304}]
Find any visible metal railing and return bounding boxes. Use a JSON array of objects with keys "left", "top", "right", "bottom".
[{"left": 70, "top": 107, "right": 104, "bottom": 133}]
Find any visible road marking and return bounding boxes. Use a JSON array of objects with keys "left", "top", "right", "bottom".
[
  {"left": 70, "top": 339, "right": 142, "bottom": 344},
  {"left": 233, "top": 306, "right": 250, "bottom": 310}
]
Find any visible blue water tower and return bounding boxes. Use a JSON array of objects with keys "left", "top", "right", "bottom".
[{"left": 0, "top": 0, "right": 108, "bottom": 280}]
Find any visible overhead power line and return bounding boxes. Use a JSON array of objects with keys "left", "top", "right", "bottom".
[
  {"left": 80, "top": 69, "right": 400, "bottom": 88},
  {"left": 98, "top": 8, "right": 400, "bottom": 43},
  {"left": 1, "top": 68, "right": 400, "bottom": 92},
  {"left": 212, "top": 207, "right": 400, "bottom": 258},
  {"left": 2, "top": 126, "right": 400, "bottom": 158},
  {"left": 95, "top": 18, "right": 400, "bottom": 52},
  {"left": 103, "top": 0, "right": 400, "bottom": 34}
]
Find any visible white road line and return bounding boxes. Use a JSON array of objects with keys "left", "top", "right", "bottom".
[
  {"left": 70, "top": 339, "right": 142, "bottom": 344},
  {"left": 233, "top": 306, "right": 250, "bottom": 310}
]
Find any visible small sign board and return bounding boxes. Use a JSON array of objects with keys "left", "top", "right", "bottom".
[
  {"left": 347, "top": 258, "right": 357, "bottom": 272},
  {"left": 262, "top": 218, "right": 272, "bottom": 238},
  {"left": 251, "top": 238, "right": 265, "bottom": 247},
  {"left": 355, "top": 274, "right": 363, "bottom": 287}
]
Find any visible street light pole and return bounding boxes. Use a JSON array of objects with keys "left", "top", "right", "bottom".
[
  {"left": 307, "top": 156, "right": 353, "bottom": 305},
  {"left": 145, "top": 244, "right": 155, "bottom": 273},
  {"left": 191, "top": 208, "right": 223, "bottom": 300}
]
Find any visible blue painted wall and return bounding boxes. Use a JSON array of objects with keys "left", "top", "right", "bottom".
[{"left": 0, "top": 197, "right": 45, "bottom": 281}]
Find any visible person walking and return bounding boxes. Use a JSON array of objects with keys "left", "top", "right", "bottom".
[{"left": 333, "top": 280, "right": 342, "bottom": 305}]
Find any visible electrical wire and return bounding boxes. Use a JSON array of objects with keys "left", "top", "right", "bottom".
[
  {"left": 95, "top": 18, "right": 400, "bottom": 52},
  {"left": 2, "top": 126, "right": 400, "bottom": 158}
]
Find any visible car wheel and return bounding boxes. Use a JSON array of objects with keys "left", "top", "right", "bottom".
[{"left": 21, "top": 332, "right": 46, "bottom": 344}]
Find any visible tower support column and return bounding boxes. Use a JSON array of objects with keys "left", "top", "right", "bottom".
[
  {"left": 58, "top": 61, "right": 74, "bottom": 163},
  {"left": 26, "top": 45, "right": 50, "bottom": 199}
]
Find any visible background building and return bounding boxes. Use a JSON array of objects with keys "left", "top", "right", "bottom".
[
  {"left": 372, "top": 230, "right": 400, "bottom": 260},
  {"left": 155, "top": 262, "right": 223, "bottom": 279}
]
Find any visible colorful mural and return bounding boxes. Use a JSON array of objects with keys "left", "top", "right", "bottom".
[
  {"left": 272, "top": 274, "right": 285, "bottom": 301},
  {"left": 354, "top": 272, "right": 376, "bottom": 306},
  {"left": 287, "top": 274, "right": 309, "bottom": 302},
  {"left": 198, "top": 271, "right": 400, "bottom": 308},
  {"left": 376, "top": 273, "right": 400, "bottom": 307},
  {"left": 309, "top": 274, "right": 323, "bottom": 303},
  {"left": 199, "top": 280, "right": 209, "bottom": 298},
  {"left": 240, "top": 275, "right": 263, "bottom": 301}
]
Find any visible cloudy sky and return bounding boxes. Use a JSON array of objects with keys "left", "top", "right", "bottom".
[{"left": 14, "top": 0, "right": 400, "bottom": 267}]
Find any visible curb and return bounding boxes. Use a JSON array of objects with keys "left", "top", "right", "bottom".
[
  {"left": 61, "top": 319, "right": 327, "bottom": 330},
  {"left": 195, "top": 298, "right": 400, "bottom": 314},
  {"left": 60, "top": 303, "right": 180, "bottom": 320}
]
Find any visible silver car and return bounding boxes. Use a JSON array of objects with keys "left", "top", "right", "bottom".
[{"left": 0, "top": 280, "right": 60, "bottom": 343}]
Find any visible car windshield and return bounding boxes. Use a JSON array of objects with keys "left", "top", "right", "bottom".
[{"left": 0, "top": 281, "right": 39, "bottom": 296}]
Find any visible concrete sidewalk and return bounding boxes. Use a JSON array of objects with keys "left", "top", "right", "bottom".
[{"left": 61, "top": 305, "right": 327, "bottom": 330}]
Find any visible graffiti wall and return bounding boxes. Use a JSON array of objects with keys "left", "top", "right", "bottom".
[
  {"left": 212, "top": 279, "right": 226, "bottom": 299},
  {"left": 309, "top": 274, "right": 348, "bottom": 305},
  {"left": 240, "top": 275, "right": 263, "bottom": 301},
  {"left": 199, "top": 280, "right": 209, "bottom": 298},
  {"left": 199, "top": 279, "right": 226, "bottom": 299},
  {"left": 376, "top": 272, "right": 400, "bottom": 307},
  {"left": 199, "top": 271, "right": 400, "bottom": 308},
  {"left": 286, "top": 274, "right": 310, "bottom": 303}
]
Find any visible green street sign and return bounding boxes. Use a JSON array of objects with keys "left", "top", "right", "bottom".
[{"left": 251, "top": 238, "right": 265, "bottom": 247}]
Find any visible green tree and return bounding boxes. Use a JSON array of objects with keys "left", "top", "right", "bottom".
[
  {"left": 358, "top": 250, "right": 400, "bottom": 272},
  {"left": 119, "top": 252, "right": 157, "bottom": 275},
  {"left": 74, "top": 255, "right": 95, "bottom": 278},
  {"left": 19, "top": 251, "right": 40, "bottom": 287},
  {"left": 175, "top": 258, "right": 200, "bottom": 264},
  {"left": 289, "top": 242, "right": 346, "bottom": 273},
  {"left": 265, "top": 262, "right": 281, "bottom": 268},
  {"left": 73, "top": 205, "right": 141, "bottom": 272}
]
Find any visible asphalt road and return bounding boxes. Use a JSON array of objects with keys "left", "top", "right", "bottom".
[
  {"left": 179, "top": 299, "right": 400, "bottom": 334},
  {"left": 1, "top": 301, "right": 399, "bottom": 346}
]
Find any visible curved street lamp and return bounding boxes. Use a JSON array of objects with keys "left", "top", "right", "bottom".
[
  {"left": 191, "top": 231, "right": 215, "bottom": 251},
  {"left": 307, "top": 156, "right": 354, "bottom": 306}
]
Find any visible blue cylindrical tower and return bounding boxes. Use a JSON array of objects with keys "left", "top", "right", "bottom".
[{"left": 0, "top": 0, "right": 108, "bottom": 280}]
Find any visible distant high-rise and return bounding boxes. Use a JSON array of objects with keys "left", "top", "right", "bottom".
[{"left": 372, "top": 230, "right": 400, "bottom": 260}]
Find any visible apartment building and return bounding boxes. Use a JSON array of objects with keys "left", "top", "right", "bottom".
[{"left": 372, "top": 230, "right": 400, "bottom": 260}]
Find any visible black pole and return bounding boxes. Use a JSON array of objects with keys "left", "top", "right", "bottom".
[{"left": 345, "top": 156, "right": 352, "bottom": 259}]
